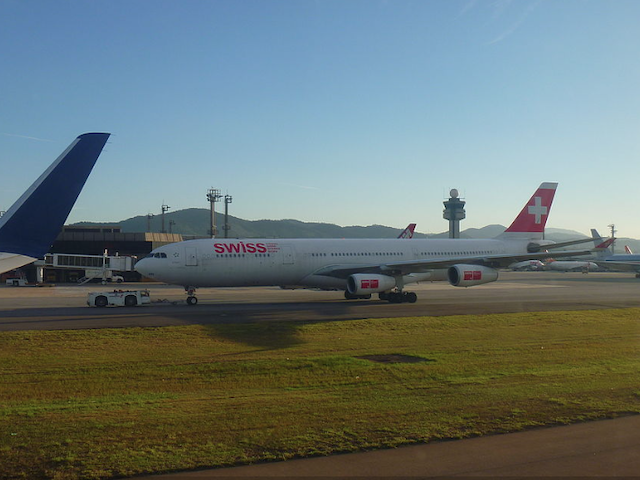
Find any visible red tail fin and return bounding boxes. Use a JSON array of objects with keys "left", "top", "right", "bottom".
[
  {"left": 398, "top": 223, "right": 416, "bottom": 239},
  {"left": 505, "top": 182, "right": 557, "bottom": 233},
  {"left": 596, "top": 238, "right": 615, "bottom": 249}
]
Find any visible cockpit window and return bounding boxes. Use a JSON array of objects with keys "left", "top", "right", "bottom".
[{"left": 146, "top": 252, "right": 168, "bottom": 259}]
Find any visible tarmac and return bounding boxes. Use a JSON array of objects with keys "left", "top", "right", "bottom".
[
  {"left": 2, "top": 271, "right": 640, "bottom": 332},
  {"left": 142, "top": 415, "right": 640, "bottom": 478}
]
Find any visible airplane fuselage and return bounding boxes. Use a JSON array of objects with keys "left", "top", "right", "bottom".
[{"left": 138, "top": 237, "right": 522, "bottom": 289}]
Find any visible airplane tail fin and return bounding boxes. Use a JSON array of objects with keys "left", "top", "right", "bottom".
[
  {"left": 0, "top": 133, "right": 110, "bottom": 264},
  {"left": 591, "top": 229, "right": 614, "bottom": 258},
  {"left": 500, "top": 182, "right": 557, "bottom": 240},
  {"left": 398, "top": 223, "right": 416, "bottom": 239}
]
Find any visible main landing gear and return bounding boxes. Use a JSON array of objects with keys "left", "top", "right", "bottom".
[
  {"left": 379, "top": 291, "right": 418, "bottom": 304},
  {"left": 185, "top": 286, "right": 198, "bottom": 305},
  {"left": 343, "top": 290, "right": 418, "bottom": 303}
]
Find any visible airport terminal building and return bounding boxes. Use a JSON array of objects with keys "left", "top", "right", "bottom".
[{"left": 5, "top": 225, "right": 186, "bottom": 284}]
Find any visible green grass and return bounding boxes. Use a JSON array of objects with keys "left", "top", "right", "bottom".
[{"left": 0, "top": 309, "right": 639, "bottom": 479}]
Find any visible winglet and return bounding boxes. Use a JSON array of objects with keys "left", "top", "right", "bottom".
[
  {"left": 0, "top": 133, "right": 110, "bottom": 259},
  {"left": 504, "top": 182, "right": 557, "bottom": 234}
]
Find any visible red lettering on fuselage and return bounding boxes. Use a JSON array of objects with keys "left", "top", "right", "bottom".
[{"left": 213, "top": 242, "right": 268, "bottom": 254}]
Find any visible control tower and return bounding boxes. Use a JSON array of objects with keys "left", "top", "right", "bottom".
[{"left": 443, "top": 189, "right": 466, "bottom": 238}]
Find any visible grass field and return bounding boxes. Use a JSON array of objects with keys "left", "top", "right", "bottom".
[{"left": 1, "top": 309, "right": 639, "bottom": 479}]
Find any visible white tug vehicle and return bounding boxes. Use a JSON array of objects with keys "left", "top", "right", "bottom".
[{"left": 87, "top": 289, "right": 151, "bottom": 307}]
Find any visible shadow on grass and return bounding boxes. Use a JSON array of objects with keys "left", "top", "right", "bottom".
[{"left": 202, "top": 321, "right": 307, "bottom": 350}]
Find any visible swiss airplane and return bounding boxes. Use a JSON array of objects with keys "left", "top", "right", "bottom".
[
  {"left": 0, "top": 133, "right": 110, "bottom": 274},
  {"left": 135, "top": 182, "right": 590, "bottom": 305}
]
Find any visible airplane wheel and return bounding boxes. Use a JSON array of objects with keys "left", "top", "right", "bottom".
[
  {"left": 405, "top": 292, "right": 417, "bottom": 303},
  {"left": 186, "top": 296, "right": 198, "bottom": 305},
  {"left": 387, "top": 292, "right": 402, "bottom": 303}
]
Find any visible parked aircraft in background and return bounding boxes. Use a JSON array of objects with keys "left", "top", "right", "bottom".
[
  {"left": 538, "top": 230, "right": 614, "bottom": 272},
  {"left": 544, "top": 258, "right": 599, "bottom": 272},
  {"left": 591, "top": 228, "right": 640, "bottom": 277},
  {"left": 398, "top": 223, "right": 416, "bottom": 239},
  {"left": 136, "top": 182, "right": 594, "bottom": 304},
  {"left": 0, "top": 133, "right": 110, "bottom": 274},
  {"left": 509, "top": 259, "right": 544, "bottom": 271}
]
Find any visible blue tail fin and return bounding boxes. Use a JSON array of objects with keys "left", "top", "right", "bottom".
[{"left": 0, "top": 133, "right": 110, "bottom": 260}]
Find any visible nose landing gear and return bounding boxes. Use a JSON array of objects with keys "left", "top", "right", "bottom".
[{"left": 185, "top": 286, "right": 198, "bottom": 305}]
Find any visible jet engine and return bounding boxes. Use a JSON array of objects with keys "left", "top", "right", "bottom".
[
  {"left": 447, "top": 265, "right": 499, "bottom": 287},
  {"left": 347, "top": 274, "right": 397, "bottom": 295}
]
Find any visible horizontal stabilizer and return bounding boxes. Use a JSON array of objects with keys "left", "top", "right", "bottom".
[{"left": 0, "top": 133, "right": 110, "bottom": 261}]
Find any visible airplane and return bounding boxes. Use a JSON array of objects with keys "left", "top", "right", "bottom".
[
  {"left": 509, "top": 259, "right": 544, "bottom": 271},
  {"left": 0, "top": 133, "right": 110, "bottom": 274},
  {"left": 538, "top": 230, "right": 614, "bottom": 272},
  {"left": 543, "top": 258, "right": 599, "bottom": 272},
  {"left": 136, "top": 182, "right": 595, "bottom": 305},
  {"left": 590, "top": 228, "right": 640, "bottom": 277},
  {"left": 398, "top": 223, "right": 416, "bottom": 239}
]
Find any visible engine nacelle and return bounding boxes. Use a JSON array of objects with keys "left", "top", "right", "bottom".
[
  {"left": 448, "top": 265, "right": 499, "bottom": 287},
  {"left": 347, "top": 274, "right": 397, "bottom": 295}
]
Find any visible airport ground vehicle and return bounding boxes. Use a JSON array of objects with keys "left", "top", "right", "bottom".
[{"left": 87, "top": 289, "right": 151, "bottom": 307}]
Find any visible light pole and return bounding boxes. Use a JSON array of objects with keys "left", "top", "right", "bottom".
[{"left": 207, "top": 188, "right": 222, "bottom": 237}]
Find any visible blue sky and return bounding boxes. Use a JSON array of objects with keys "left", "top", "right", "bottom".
[{"left": 1, "top": 0, "right": 639, "bottom": 238}]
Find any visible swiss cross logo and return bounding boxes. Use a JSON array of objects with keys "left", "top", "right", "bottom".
[
  {"left": 361, "top": 279, "right": 379, "bottom": 289},
  {"left": 464, "top": 270, "right": 482, "bottom": 281},
  {"left": 528, "top": 196, "right": 548, "bottom": 224}
]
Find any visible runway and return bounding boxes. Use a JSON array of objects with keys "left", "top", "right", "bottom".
[{"left": 1, "top": 271, "right": 640, "bottom": 331}]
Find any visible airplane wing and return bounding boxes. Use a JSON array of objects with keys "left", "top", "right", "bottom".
[
  {"left": 596, "top": 260, "right": 640, "bottom": 272},
  {"left": 313, "top": 249, "right": 593, "bottom": 279},
  {"left": 528, "top": 238, "right": 593, "bottom": 252}
]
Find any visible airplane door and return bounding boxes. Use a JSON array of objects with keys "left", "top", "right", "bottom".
[
  {"left": 185, "top": 247, "right": 198, "bottom": 266},
  {"left": 282, "top": 245, "right": 294, "bottom": 265}
]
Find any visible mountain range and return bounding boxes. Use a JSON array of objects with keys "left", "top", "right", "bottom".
[{"left": 75, "top": 207, "right": 640, "bottom": 248}]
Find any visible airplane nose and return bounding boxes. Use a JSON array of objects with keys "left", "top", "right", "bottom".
[{"left": 135, "top": 258, "right": 151, "bottom": 277}]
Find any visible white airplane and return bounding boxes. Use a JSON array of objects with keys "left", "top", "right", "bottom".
[
  {"left": 530, "top": 229, "right": 612, "bottom": 272},
  {"left": 509, "top": 259, "right": 544, "bottom": 271},
  {"left": 544, "top": 258, "right": 599, "bottom": 272},
  {"left": 0, "top": 133, "right": 110, "bottom": 274},
  {"left": 135, "top": 182, "right": 590, "bottom": 305}
]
